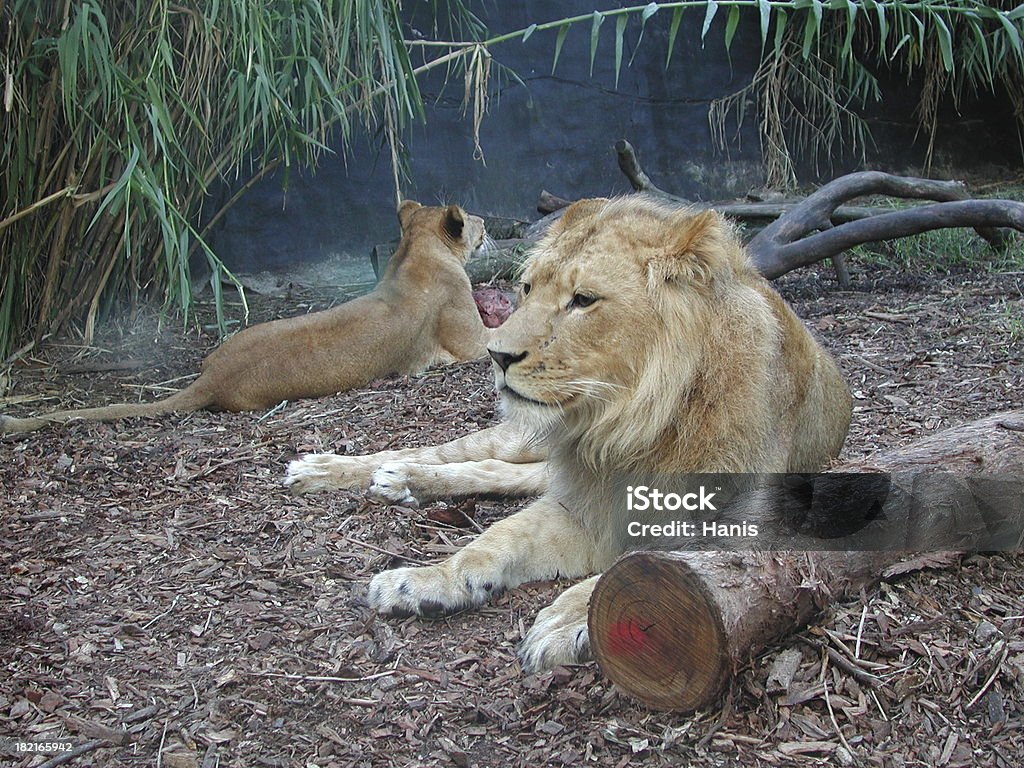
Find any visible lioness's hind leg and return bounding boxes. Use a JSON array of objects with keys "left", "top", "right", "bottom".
[
  {"left": 518, "top": 576, "right": 598, "bottom": 672},
  {"left": 369, "top": 459, "right": 549, "bottom": 505}
]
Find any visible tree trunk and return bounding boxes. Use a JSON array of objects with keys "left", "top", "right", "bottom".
[{"left": 587, "top": 411, "right": 1024, "bottom": 711}]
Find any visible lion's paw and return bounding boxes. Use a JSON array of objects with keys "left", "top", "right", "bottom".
[
  {"left": 284, "top": 454, "right": 351, "bottom": 495},
  {"left": 369, "top": 462, "right": 419, "bottom": 506},
  {"left": 368, "top": 564, "right": 501, "bottom": 618},
  {"left": 518, "top": 600, "right": 592, "bottom": 673}
]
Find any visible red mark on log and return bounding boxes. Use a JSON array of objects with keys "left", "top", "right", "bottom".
[{"left": 607, "top": 618, "right": 655, "bottom": 656}]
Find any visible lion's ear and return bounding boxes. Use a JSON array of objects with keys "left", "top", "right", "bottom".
[
  {"left": 549, "top": 198, "right": 609, "bottom": 236},
  {"left": 397, "top": 199, "right": 422, "bottom": 230},
  {"left": 649, "top": 210, "right": 730, "bottom": 288},
  {"left": 442, "top": 204, "right": 466, "bottom": 240}
]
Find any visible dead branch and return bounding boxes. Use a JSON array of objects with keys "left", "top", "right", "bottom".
[
  {"left": 616, "top": 140, "right": 1023, "bottom": 282},
  {"left": 751, "top": 198, "right": 1024, "bottom": 279}
]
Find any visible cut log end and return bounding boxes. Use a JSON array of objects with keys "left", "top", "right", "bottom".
[{"left": 589, "top": 552, "right": 727, "bottom": 711}]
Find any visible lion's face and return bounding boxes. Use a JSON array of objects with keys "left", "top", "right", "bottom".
[
  {"left": 487, "top": 197, "right": 748, "bottom": 432},
  {"left": 398, "top": 200, "right": 486, "bottom": 262}
]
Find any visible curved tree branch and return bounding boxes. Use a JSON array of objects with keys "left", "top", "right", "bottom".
[
  {"left": 746, "top": 170, "right": 1012, "bottom": 259},
  {"left": 752, "top": 199, "right": 1024, "bottom": 278}
]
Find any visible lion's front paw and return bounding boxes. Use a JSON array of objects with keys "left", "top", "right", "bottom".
[
  {"left": 369, "top": 462, "right": 419, "bottom": 506},
  {"left": 518, "top": 598, "right": 592, "bottom": 673},
  {"left": 368, "top": 564, "right": 502, "bottom": 618},
  {"left": 285, "top": 453, "right": 370, "bottom": 495},
  {"left": 284, "top": 454, "right": 339, "bottom": 494}
]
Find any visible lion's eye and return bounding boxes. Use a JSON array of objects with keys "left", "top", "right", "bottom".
[
  {"left": 569, "top": 293, "right": 598, "bottom": 310},
  {"left": 520, "top": 282, "right": 532, "bottom": 296}
]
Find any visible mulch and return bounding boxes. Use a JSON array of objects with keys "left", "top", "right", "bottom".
[{"left": 1, "top": 259, "right": 1022, "bottom": 767}]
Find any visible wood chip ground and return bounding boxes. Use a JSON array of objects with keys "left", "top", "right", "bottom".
[{"left": 2, "top": 261, "right": 1022, "bottom": 767}]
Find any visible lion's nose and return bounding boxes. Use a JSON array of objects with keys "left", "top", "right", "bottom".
[{"left": 488, "top": 349, "right": 527, "bottom": 373}]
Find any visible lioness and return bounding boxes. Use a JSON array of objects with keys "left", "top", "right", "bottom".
[
  {"left": 0, "top": 201, "right": 488, "bottom": 435},
  {"left": 289, "top": 196, "right": 852, "bottom": 671}
]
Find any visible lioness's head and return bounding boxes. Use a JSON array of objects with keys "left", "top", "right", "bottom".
[
  {"left": 488, "top": 196, "right": 772, "bottom": 464},
  {"left": 398, "top": 200, "right": 486, "bottom": 262}
]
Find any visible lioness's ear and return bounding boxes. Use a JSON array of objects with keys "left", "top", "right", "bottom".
[
  {"left": 442, "top": 204, "right": 466, "bottom": 240},
  {"left": 397, "top": 199, "right": 422, "bottom": 230},
  {"left": 649, "top": 210, "right": 730, "bottom": 289},
  {"left": 549, "top": 198, "right": 609, "bottom": 236}
]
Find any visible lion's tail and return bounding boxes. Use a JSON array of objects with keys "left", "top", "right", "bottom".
[{"left": 0, "top": 383, "right": 213, "bottom": 435}]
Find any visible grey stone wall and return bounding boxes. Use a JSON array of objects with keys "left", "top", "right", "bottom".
[{"left": 207, "top": 2, "right": 1021, "bottom": 277}]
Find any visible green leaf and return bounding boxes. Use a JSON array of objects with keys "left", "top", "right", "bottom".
[
  {"left": 522, "top": 23, "right": 537, "bottom": 42},
  {"left": 968, "top": 17, "right": 994, "bottom": 81},
  {"left": 931, "top": 12, "right": 954, "bottom": 71},
  {"left": 589, "top": 11, "right": 605, "bottom": 77},
  {"left": 841, "top": 0, "right": 858, "bottom": 63},
  {"left": 552, "top": 25, "right": 569, "bottom": 74},
  {"left": 1008, "top": 4, "right": 1024, "bottom": 21},
  {"left": 702, "top": 0, "right": 720, "bottom": 45},
  {"left": 725, "top": 6, "right": 741, "bottom": 52},
  {"left": 802, "top": 7, "right": 821, "bottom": 59},
  {"left": 614, "top": 14, "right": 627, "bottom": 87},
  {"left": 633, "top": 2, "right": 659, "bottom": 65},
  {"left": 666, "top": 6, "right": 685, "bottom": 67},
  {"left": 774, "top": 9, "right": 789, "bottom": 51},
  {"left": 875, "top": 3, "right": 888, "bottom": 49},
  {"left": 758, "top": 0, "right": 771, "bottom": 48},
  {"left": 996, "top": 11, "right": 1024, "bottom": 58}
]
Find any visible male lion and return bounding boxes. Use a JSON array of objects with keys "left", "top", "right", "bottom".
[
  {"left": 290, "top": 196, "right": 852, "bottom": 671},
  {"left": 1, "top": 201, "right": 487, "bottom": 435}
]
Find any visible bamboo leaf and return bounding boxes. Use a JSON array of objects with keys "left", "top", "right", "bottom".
[
  {"left": 666, "top": 6, "right": 685, "bottom": 67},
  {"left": 758, "top": 0, "right": 771, "bottom": 48},
  {"left": 774, "top": 8, "right": 789, "bottom": 51},
  {"left": 931, "top": 12, "right": 954, "bottom": 71},
  {"left": 725, "top": 7, "right": 741, "bottom": 53},
  {"left": 632, "top": 1, "right": 660, "bottom": 65},
  {"left": 522, "top": 23, "right": 537, "bottom": 42},
  {"left": 552, "top": 25, "right": 569, "bottom": 74},
  {"left": 702, "top": 0, "right": 720, "bottom": 45},
  {"left": 875, "top": 3, "right": 888, "bottom": 49},
  {"left": 996, "top": 11, "right": 1024, "bottom": 58},
  {"left": 589, "top": 11, "right": 605, "bottom": 77},
  {"left": 802, "top": 6, "right": 821, "bottom": 59},
  {"left": 614, "top": 14, "right": 627, "bottom": 88}
]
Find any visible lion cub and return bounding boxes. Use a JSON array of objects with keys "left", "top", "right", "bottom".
[
  {"left": 1, "top": 201, "right": 488, "bottom": 434},
  {"left": 289, "top": 196, "right": 852, "bottom": 672}
]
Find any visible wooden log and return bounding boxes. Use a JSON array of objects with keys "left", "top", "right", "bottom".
[
  {"left": 537, "top": 190, "right": 573, "bottom": 215},
  {"left": 588, "top": 410, "right": 1024, "bottom": 711}
]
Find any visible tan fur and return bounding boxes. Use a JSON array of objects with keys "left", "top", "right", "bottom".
[
  {"left": 1, "top": 201, "right": 488, "bottom": 435},
  {"left": 297, "top": 196, "right": 853, "bottom": 672}
]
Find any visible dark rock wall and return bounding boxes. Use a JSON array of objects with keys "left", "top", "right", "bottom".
[{"left": 208, "top": 2, "right": 1021, "bottom": 275}]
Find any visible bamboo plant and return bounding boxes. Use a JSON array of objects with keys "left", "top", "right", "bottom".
[{"left": 1, "top": 1, "right": 1022, "bottom": 362}]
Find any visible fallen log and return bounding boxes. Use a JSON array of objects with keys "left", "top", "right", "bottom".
[{"left": 588, "top": 410, "right": 1024, "bottom": 711}]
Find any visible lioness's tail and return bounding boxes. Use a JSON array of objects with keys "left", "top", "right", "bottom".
[{"left": 0, "top": 384, "right": 213, "bottom": 435}]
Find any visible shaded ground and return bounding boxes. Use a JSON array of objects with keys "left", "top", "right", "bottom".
[{"left": 1, "top": 259, "right": 1023, "bottom": 767}]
